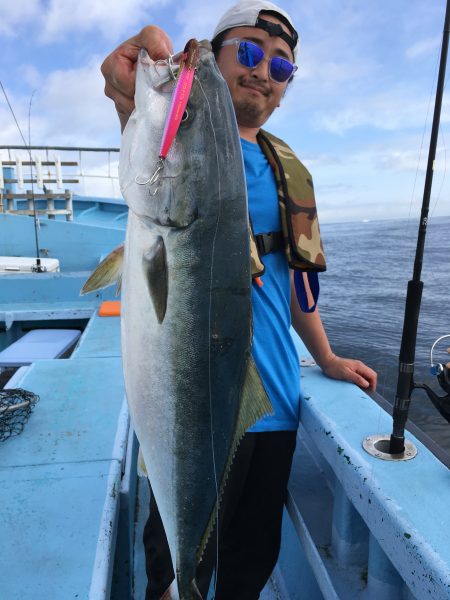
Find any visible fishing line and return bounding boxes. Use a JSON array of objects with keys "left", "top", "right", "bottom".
[
  {"left": 0, "top": 81, "right": 43, "bottom": 271},
  {"left": 424, "top": 118, "right": 447, "bottom": 289},
  {"left": 425, "top": 76, "right": 448, "bottom": 264},
  {"left": 197, "top": 74, "right": 221, "bottom": 597},
  {"left": 27, "top": 90, "right": 44, "bottom": 271},
  {"left": 431, "top": 123, "right": 447, "bottom": 219},
  {"left": 429, "top": 75, "right": 448, "bottom": 223},
  {"left": 406, "top": 46, "right": 440, "bottom": 264}
]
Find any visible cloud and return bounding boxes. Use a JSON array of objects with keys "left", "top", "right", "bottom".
[
  {"left": 0, "top": 109, "right": 28, "bottom": 148},
  {"left": 0, "top": 0, "right": 41, "bottom": 36},
  {"left": 171, "top": 0, "right": 231, "bottom": 49},
  {"left": 1, "top": 58, "right": 120, "bottom": 148},
  {"left": 276, "top": 1, "right": 447, "bottom": 139},
  {"left": 41, "top": 0, "right": 170, "bottom": 43},
  {"left": 74, "top": 156, "right": 121, "bottom": 199},
  {"left": 312, "top": 89, "right": 450, "bottom": 134},
  {"left": 33, "top": 58, "right": 120, "bottom": 146},
  {"left": 0, "top": 83, "right": 46, "bottom": 147},
  {"left": 405, "top": 37, "right": 440, "bottom": 59},
  {"left": 301, "top": 154, "right": 342, "bottom": 169},
  {"left": 375, "top": 143, "right": 449, "bottom": 174},
  {"left": 316, "top": 182, "right": 352, "bottom": 195},
  {"left": 17, "top": 65, "right": 41, "bottom": 89},
  {"left": 0, "top": 0, "right": 171, "bottom": 43}
]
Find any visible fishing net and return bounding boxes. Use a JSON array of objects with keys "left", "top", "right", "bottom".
[{"left": 0, "top": 389, "right": 39, "bottom": 441}]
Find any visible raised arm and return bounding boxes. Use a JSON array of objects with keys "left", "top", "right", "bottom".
[
  {"left": 101, "top": 26, "right": 173, "bottom": 131},
  {"left": 290, "top": 272, "right": 377, "bottom": 391}
]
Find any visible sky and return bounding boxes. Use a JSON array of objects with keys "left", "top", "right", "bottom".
[{"left": 1, "top": 0, "right": 450, "bottom": 222}]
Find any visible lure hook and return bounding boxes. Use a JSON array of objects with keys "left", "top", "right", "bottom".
[
  {"left": 135, "top": 158, "right": 165, "bottom": 193},
  {"left": 167, "top": 54, "right": 177, "bottom": 81}
]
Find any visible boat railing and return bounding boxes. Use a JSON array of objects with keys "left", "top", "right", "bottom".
[
  {"left": 0, "top": 145, "right": 121, "bottom": 219},
  {"left": 277, "top": 335, "right": 450, "bottom": 600}
]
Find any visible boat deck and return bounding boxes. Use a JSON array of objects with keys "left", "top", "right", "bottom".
[
  {"left": 0, "top": 304, "right": 284, "bottom": 599},
  {"left": 2, "top": 314, "right": 450, "bottom": 599},
  {"left": 0, "top": 313, "right": 127, "bottom": 599}
]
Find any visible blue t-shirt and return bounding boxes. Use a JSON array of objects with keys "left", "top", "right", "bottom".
[{"left": 241, "top": 138, "right": 301, "bottom": 432}]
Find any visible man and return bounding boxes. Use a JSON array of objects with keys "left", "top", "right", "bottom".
[{"left": 102, "top": 2, "right": 377, "bottom": 598}]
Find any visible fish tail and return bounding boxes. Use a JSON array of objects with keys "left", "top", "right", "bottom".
[
  {"left": 177, "top": 574, "right": 203, "bottom": 600},
  {"left": 160, "top": 575, "right": 203, "bottom": 600},
  {"left": 160, "top": 579, "right": 179, "bottom": 600}
]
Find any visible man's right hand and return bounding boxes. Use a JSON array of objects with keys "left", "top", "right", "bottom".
[{"left": 101, "top": 26, "right": 173, "bottom": 132}]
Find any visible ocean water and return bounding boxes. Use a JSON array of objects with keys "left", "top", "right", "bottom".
[{"left": 318, "top": 215, "right": 450, "bottom": 453}]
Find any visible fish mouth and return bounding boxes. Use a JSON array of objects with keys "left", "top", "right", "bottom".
[{"left": 137, "top": 210, "right": 198, "bottom": 230}]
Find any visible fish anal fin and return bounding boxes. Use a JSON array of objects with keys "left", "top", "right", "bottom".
[
  {"left": 80, "top": 243, "right": 124, "bottom": 295},
  {"left": 137, "top": 447, "right": 148, "bottom": 477},
  {"left": 142, "top": 236, "right": 168, "bottom": 324},
  {"left": 197, "top": 356, "right": 273, "bottom": 561}
]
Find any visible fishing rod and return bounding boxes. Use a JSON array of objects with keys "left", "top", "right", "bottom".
[
  {"left": 389, "top": 0, "right": 450, "bottom": 455},
  {"left": 0, "top": 82, "right": 45, "bottom": 273}
]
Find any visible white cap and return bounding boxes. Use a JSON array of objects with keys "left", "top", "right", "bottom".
[{"left": 213, "top": 1, "right": 299, "bottom": 60}]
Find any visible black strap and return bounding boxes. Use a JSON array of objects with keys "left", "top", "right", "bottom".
[
  {"left": 255, "top": 17, "right": 298, "bottom": 53},
  {"left": 255, "top": 231, "right": 284, "bottom": 256}
]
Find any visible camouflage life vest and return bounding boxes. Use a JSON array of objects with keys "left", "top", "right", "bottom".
[{"left": 249, "top": 129, "right": 326, "bottom": 277}]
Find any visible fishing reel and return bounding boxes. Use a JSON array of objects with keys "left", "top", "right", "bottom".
[{"left": 416, "top": 334, "right": 450, "bottom": 423}]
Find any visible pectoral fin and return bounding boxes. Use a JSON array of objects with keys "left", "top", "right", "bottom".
[
  {"left": 142, "top": 236, "right": 168, "bottom": 324},
  {"left": 197, "top": 356, "right": 273, "bottom": 561},
  {"left": 81, "top": 243, "right": 124, "bottom": 296}
]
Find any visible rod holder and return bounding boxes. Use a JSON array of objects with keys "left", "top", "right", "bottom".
[{"left": 363, "top": 434, "right": 417, "bottom": 462}]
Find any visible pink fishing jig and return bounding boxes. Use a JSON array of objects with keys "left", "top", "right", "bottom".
[{"left": 159, "top": 39, "right": 199, "bottom": 159}]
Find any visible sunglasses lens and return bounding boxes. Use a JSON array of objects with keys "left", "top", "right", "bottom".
[
  {"left": 237, "top": 41, "right": 264, "bottom": 68},
  {"left": 269, "top": 56, "right": 294, "bottom": 83},
  {"left": 235, "top": 40, "right": 296, "bottom": 83}
]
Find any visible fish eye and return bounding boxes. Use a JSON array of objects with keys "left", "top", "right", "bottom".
[{"left": 181, "top": 110, "right": 189, "bottom": 123}]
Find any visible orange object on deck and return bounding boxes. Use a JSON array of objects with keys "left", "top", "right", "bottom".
[{"left": 99, "top": 301, "right": 121, "bottom": 317}]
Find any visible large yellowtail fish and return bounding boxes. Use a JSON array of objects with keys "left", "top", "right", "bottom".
[{"left": 83, "top": 40, "right": 272, "bottom": 600}]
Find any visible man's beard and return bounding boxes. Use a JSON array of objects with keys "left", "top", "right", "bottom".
[
  {"left": 233, "top": 98, "right": 265, "bottom": 128},
  {"left": 232, "top": 77, "right": 273, "bottom": 128}
]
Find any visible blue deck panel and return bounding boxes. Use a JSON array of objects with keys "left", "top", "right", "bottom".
[
  {"left": 0, "top": 358, "right": 125, "bottom": 467},
  {"left": 0, "top": 328, "right": 81, "bottom": 366},
  {"left": 0, "top": 213, "right": 125, "bottom": 271},
  {"left": 0, "top": 352, "right": 127, "bottom": 599},
  {"left": 72, "top": 312, "right": 121, "bottom": 359},
  {"left": 0, "top": 191, "right": 131, "bottom": 598},
  {"left": 0, "top": 460, "right": 121, "bottom": 600},
  {"left": 0, "top": 272, "right": 117, "bottom": 307},
  {"left": 0, "top": 272, "right": 113, "bottom": 328}
]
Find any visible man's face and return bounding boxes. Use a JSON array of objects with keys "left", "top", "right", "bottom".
[{"left": 215, "top": 14, "right": 294, "bottom": 131}]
